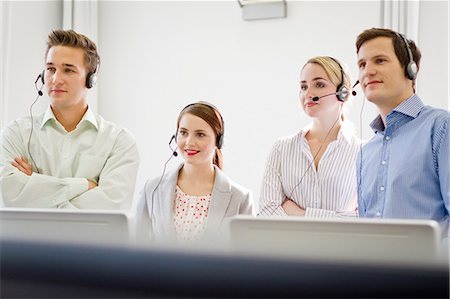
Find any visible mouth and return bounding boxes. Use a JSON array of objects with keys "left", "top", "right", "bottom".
[
  {"left": 365, "top": 80, "right": 382, "bottom": 87},
  {"left": 51, "top": 89, "right": 67, "bottom": 94},
  {"left": 185, "top": 149, "right": 200, "bottom": 156},
  {"left": 305, "top": 102, "right": 317, "bottom": 107}
]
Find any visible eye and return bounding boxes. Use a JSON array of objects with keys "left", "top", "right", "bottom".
[
  {"left": 300, "top": 84, "right": 308, "bottom": 91},
  {"left": 358, "top": 62, "right": 366, "bottom": 69},
  {"left": 46, "top": 67, "right": 56, "bottom": 72},
  {"left": 64, "top": 68, "right": 75, "bottom": 73},
  {"left": 178, "top": 130, "right": 187, "bottom": 136},
  {"left": 315, "top": 81, "right": 326, "bottom": 88},
  {"left": 197, "top": 132, "right": 206, "bottom": 137},
  {"left": 375, "top": 58, "right": 386, "bottom": 64}
]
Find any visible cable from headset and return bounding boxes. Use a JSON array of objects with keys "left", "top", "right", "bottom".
[
  {"left": 27, "top": 79, "right": 44, "bottom": 174},
  {"left": 287, "top": 105, "right": 344, "bottom": 200},
  {"left": 150, "top": 142, "right": 178, "bottom": 225},
  {"left": 355, "top": 95, "right": 367, "bottom": 218}
]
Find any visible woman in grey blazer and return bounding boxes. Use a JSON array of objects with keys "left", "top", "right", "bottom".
[{"left": 137, "top": 102, "right": 253, "bottom": 243}]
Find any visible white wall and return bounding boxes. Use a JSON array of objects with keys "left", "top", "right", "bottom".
[
  {"left": 417, "top": 0, "right": 449, "bottom": 109},
  {"left": 1, "top": 1, "right": 62, "bottom": 127},
  {"left": 1, "top": 1, "right": 448, "bottom": 208}
]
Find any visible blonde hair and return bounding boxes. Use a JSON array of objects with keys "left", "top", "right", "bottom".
[{"left": 302, "top": 56, "right": 353, "bottom": 121}]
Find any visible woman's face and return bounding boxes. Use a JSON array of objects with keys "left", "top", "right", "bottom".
[
  {"left": 299, "top": 63, "right": 343, "bottom": 119},
  {"left": 176, "top": 113, "right": 217, "bottom": 167}
]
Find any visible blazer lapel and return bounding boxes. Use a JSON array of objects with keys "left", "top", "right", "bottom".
[
  {"left": 205, "top": 166, "right": 232, "bottom": 235},
  {"left": 154, "top": 163, "right": 181, "bottom": 238}
]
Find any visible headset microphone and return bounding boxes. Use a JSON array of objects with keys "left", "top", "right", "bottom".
[
  {"left": 169, "top": 135, "right": 178, "bottom": 156},
  {"left": 351, "top": 80, "right": 359, "bottom": 96},
  {"left": 312, "top": 91, "right": 342, "bottom": 102},
  {"left": 35, "top": 71, "right": 44, "bottom": 96}
]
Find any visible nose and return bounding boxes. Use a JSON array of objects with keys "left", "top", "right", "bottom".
[
  {"left": 185, "top": 134, "right": 196, "bottom": 146},
  {"left": 302, "top": 88, "right": 315, "bottom": 101},
  {"left": 50, "top": 70, "right": 63, "bottom": 85},
  {"left": 361, "top": 61, "right": 376, "bottom": 79},
  {"left": 298, "top": 88, "right": 307, "bottom": 99}
]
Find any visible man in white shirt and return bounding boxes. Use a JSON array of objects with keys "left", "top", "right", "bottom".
[{"left": 0, "top": 29, "right": 139, "bottom": 210}]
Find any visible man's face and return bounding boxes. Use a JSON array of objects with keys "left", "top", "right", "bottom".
[
  {"left": 357, "top": 37, "right": 413, "bottom": 110},
  {"left": 45, "top": 46, "right": 89, "bottom": 111}
]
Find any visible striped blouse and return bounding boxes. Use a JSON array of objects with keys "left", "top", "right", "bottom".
[{"left": 258, "top": 125, "right": 362, "bottom": 217}]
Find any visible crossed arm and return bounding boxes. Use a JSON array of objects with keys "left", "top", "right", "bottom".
[
  {"left": 12, "top": 156, "right": 97, "bottom": 190},
  {"left": 1, "top": 124, "right": 139, "bottom": 210}
]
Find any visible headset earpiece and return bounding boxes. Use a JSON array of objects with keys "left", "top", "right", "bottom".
[
  {"left": 396, "top": 32, "right": 418, "bottom": 80},
  {"left": 406, "top": 60, "right": 418, "bottom": 80},
  {"left": 328, "top": 57, "right": 348, "bottom": 102},
  {"left": 86, "top": 72, "right": 97, "bottom": 89},
  {"left": 216, "top": 133, "right": 223, "bottom": 149},
  {"left": 86, "top": 58, "right": 100, "bottom": 89},
  {"left": 336, "top": 85, "right": 349, "bottom": 102}
]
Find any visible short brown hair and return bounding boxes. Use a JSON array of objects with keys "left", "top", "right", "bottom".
[
  {"left": 356, "top": 28, "right": 421, "bottom": 79},
  {"left": 45, "top": 29, "right": 100, "bottom": 74},
  {"left": 177, "top": 102, "right": 225, "bottom": 170}
]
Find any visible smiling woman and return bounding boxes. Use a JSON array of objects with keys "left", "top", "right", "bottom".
[{"left": 136, "top": 101, "right": 254, "bottom": 243}]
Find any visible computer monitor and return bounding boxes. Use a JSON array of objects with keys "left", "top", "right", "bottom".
[
  {"left": 230, "top": 216, "right": 445, "bottom": 266},
  {"left": 0, "top": 208, "right": 130, "bottom": 246},
  {"left": 1, "top": 239, "right": 448, "bottom": 298}
]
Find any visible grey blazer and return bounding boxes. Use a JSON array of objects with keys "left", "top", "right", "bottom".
[{"left": 135, "top": 164, "right": 254, "bottom": 242}]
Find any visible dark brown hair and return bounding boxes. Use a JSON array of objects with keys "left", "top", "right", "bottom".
[
  {"left": 46, "top": 29, "right": 99, "bottom": 74},
  {"left": 356, "top": 28, "right": 421, "bottom": 80},
  {"left": 177, "top": 102, "right": 225, "bottom": 170}
]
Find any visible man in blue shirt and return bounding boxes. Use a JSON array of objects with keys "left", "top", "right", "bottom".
[{"left": 355, "top": 28, "right": 449, "bottom": 230}]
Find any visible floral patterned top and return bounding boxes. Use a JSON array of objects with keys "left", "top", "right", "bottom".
[{"left": 173, "top": 185, "right": 212, "bottom": 241}]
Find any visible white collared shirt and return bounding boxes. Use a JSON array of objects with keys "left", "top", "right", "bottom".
[
  {"left": 0, "top": 106, "right": 139, "bottom": 210},
  {"left": 259, "top": 124, "right": 362, "bottom": 217}
]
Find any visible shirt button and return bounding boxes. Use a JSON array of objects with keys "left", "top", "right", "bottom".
[
  {"left": 379, "top": 186, "right": 385, "bottom": 191},
  {"left": 385, "top": 136, "right": 391, "bottom": 141},
  {"left": 376, "top": 211, "right": 381, "bottom": 217},
  {"left": 381, "top": 160, "right": 386, "bottom": 165}
]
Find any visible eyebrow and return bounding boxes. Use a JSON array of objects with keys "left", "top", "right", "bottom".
[
  {"left": 358, "top": 54, "right": 389, "bottom": 64},
  {"left": 300, "top": 77, "right": 327, "bottom": 83},
  {"left": 179, "top": 127, "right": 208, "bottom": 133},
  {"left": 45, "top": 62, "right": 78, "bottom": 68}
]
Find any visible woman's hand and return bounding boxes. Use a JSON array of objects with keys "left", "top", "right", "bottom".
[{"left": 281, "top": 198, "right": 306, "bottom": 216}]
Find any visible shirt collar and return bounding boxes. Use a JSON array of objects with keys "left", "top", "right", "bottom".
[
  {"left": 40, "top": 106, "right": 98, "bottom": 130},
  {"left": 391, "top": 94, "right": 424, "bottom": 118},
  {"left": 369, "top": 94, "right": 424, "bottom": 133}
]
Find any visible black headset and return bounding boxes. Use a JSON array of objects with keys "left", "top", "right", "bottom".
[
  {"left": 395, "top": 32, "right": 418, "bottom": 80},
  {"left": 173, "top": 101, "right": 225, "bottom": 149},
  {"left": 328, "top": 57, "right": 349, "bottom": 102},
  {"left": 38, "top": 57, "right": 100, "bottom": 89}
]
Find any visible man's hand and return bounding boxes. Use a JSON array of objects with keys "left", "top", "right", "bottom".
[
  {"left": 282, "top": 198, "right": 306, "bottom": 216},
  {"left": 87, "top": 179, "right": 98, "bottom": 190},
  {"left": 11, "top": 157, "right": 33, "bottom": 176}
]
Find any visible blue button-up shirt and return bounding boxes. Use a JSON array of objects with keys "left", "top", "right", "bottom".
[{"left": 357, "top": 95, "right": 450, "bottom": 226}]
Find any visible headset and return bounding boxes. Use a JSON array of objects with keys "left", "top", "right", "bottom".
[
  {"left": 28, "top": 54, "right": 100, "bottom": 173},
  {"left": 328, "top": 56, "right": 350, "bottom": 102},
  {"left": 38, "top": 57, "right": 100, "bottom": 89},
  {"left": 173, "top": 101, "right": 225, "bottom": 150},
  {"left": 395, "top": 32, "right": 418, "bottom": 80}
]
